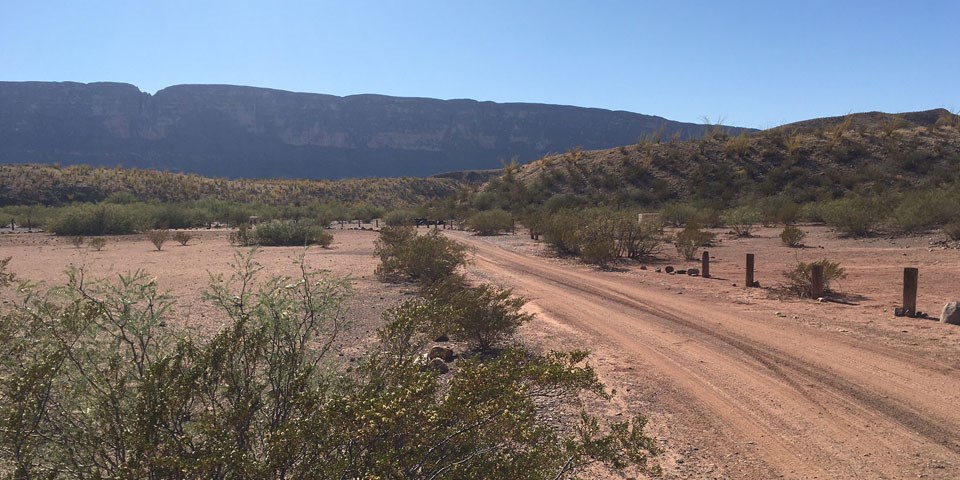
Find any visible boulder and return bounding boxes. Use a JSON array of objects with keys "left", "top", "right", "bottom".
[
  {"left": 426, "top": 357, "right": 450, "bottom": 374},
  {"left": 687, "top": 268, "right": 700, "bottom": 276},
  {"left": 664, "top": 266, "right": 674, "bottom": 273},
  {"left": 434, "top": 334, "right": 450, "bottom": 342},
  {"left": 428, "top": 345, "right": 456, "bottom": 362},
  {"left": 941, "top": 301, "right": 960, "bottom": 325}
]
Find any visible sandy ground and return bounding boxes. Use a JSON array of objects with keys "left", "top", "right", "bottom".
[
  {"left": 450, "top": 226, "right": 960, "bottom": 479},
  {"left": 2, "top": 225, "right": 960, "bottom": 479},
  {"left": 0, "top": 227, "right": 415, "bottom": 358}
]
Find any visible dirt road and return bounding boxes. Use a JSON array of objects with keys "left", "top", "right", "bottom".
[{"left": 450, "top": 231, "right": 960, "bottom": 479}]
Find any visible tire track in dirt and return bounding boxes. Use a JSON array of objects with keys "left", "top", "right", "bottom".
[{"left": 454, "top": 233, "right": 960, "bottom": 479}]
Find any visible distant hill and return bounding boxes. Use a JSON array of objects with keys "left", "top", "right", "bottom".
[
  {"left": 494, "top": 108, "right": 960, "bottom": 206},
  {"left": 0, "top": 164, "right": 463, "bottom": 207},
  {"left": 0, "top": 81, "right": 754, "bottom": 179}
]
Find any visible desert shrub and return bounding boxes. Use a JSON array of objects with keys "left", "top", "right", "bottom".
[
  {"left": 660, "top": 202, "right": 703, "bottom": 227},
  {"left": 47, "top": 203, "right": 142, "bottom": 236},
  {"left": 944, "top": 222, "right": 960, "bottom": 241},
  {"left": 780, "top": 226, "right": 806, "bottom": 247},
  {"left": 674, "top": 226, "right": 715, "bottom": 260},
  {"left": 172, "top": 231, "right": 193, "bottom": 246},
  {"left": 438, "top": 283, "right": 533, "bottom": 351},
  {"left": 375, "top": 227, "right": 467, "bottom": 286},
  {"left": 87, "top": 237, "right": 107, "bottom": 251},
  {"left": 71, "top": 235, "right": 85, "bottom": 249},
  {"left": 541, "top": 209, "right": 584, "bottom": 256},
  {"left": 146, "top": 229, "right": 170, "bottom": 251},
  {"left": 0, "top": 256, "right": 14, "bottom": 287},
  {"left": 782, "top": 259, "right": 846, "bottom": 297},
  {"left": 722, "top": 206, "right": 760, "bottom": 237},
  {"left": 622, "top": 220, "right": 664, "bottom": 259},
  {"left": 577, "top": 214, "right": 620, "bottom": 266},
  {"left": 351, "top": 204, "right": 385, "bottom": 223},
  {"left": 382, "top": 209, "right": 418, "bottom": 226},
  {"left": 888, "top": 190, "right": 957, "bottom": 233},
  {"left": 0, "top": 248, "right": 659, "bottom": 479},
  {"left": 251, "top": 220, "right": 333, "bottom": 247},
  {"left": 540, "top": 209, "right": 663, "bottom": 264},
  {"left": 230, "top": 223, "right": 253, "bottom": 246},
  {"left": 465, "top": 209, "right": 513, "bottom": 235},
  {"left": 754, "top": 196, "right": 801, "bottom": 225},
  {"left": 817, "top": 197, "right": 884, "bottom": 237}
]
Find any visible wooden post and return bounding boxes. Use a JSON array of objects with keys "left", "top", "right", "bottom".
[
  {"left": 810, "top": 264, "right": 824, "bottom": 298},
  {"left": 340, "top": 220, "right": 344, "bottom": 230},
  {"left": 375, "top": 219, "right": 379, "bottom": 228},
  {"left": 701, "top": 251, "right": 710, "bottom": 279},
  {"left": 903, "top": 267, "right": 918, "bottom": 317},
  {"left": 357, "top": 219, "right": 361, "bottom": 228},
  {"left": 745, "top": 253, "right": 755, "bottom": 288}
]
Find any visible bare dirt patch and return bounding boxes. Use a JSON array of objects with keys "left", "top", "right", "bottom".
[
  {"left": 0, "top": 228, "right": 414, "bottom": 355},
  {"left": 450, "top": 226, "right": 960, "bottom": 479}
]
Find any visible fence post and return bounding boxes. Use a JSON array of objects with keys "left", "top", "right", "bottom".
[
  {"left": 811, "top": 264, "right": 824, "bottom": 298},
  {"left": 745, "top": 253, "right": 755, "bottom": 288},
  {"left": 903, "top": 267, "right": 918, "bottom": 317},
  {"left": 701, "top": 251, "right": 710, "bottom": 279}
]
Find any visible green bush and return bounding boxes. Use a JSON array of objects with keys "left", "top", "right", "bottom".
[
  {"left": 660, "top": 202, "right": 703, "bottom": 227},
  {"left": 541, "top": 209, "right": 584, "bottom": 256},
  {"left": 817, "top": 197, "right": 883, "bottom": 237},
  {"left": 0, "top": 252, "right": 660, "bottom": 478},
  {"left": 674, "top": 226, "right": 715, "bottom": 260},
  {"left": 375, "top": 227, "right": 467, "bottom": 286},
  {"left": 782, "top": 259, "right": 846, "bottom": 297},
  {"left": 722, "top": 206, "right": 760, "bottom": 237},
  {"left": 465, "top": 209, "right": 513, "bottom": 235},
  {"left": 352, "top": 204, "right": 385, "bottom": 223},
  {"left": 382, "top": 209, "right": 418, "bottom": 226},
  {"left": 47, "top": 203, "right": 143, "bottom": 235},
  {"left": 944, "top": 222, "right": 960, "bottom": 241},
  {"left": 434, "top": 283, "right": 533, "bottom": 351},
  {"left": 780, "top": 225, "right": 806, "bottom": 247},
  {"left": 251, "top": 220, "right": 333, "bottom": 247},
  {"left": 888, "top": 190, "right": 958, "bottom": 233}
]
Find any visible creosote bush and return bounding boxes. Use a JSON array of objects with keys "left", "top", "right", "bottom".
[
  {"left": 673, "top": 226, "right": 715, "bottom": 260},
  {"left": 146, "top": 228, "right": 169, "bottom": 250},
  {"left": 465, "top": 208, "right": 513, "bottom": 235},
  {"left": 251, "top": 220, "right": 333, "bottom": 247},
  {"left": 172, "top": 231, "right": 193, "bottom": 246},
  {"left": 374, "top": 226, "right": 467, "bottom": 286},
  {"left": 780, "top": 225, "right": 806, "bottom": 247},
  {"left": 540, "top": 208, "right": 663, "bottom": 266},
  {"left": 782, "top": 258, "right": 846, "bottom": 297},
  {"left": 723, "top": 206, "right": 760, "bottom": 237},
  {"left": 0, "top": 250, "right": 660, "bottom": 478}
]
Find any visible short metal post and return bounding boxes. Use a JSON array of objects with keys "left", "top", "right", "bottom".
[{"left": 745, "top": 253, "right": 755, "bottom": 288}]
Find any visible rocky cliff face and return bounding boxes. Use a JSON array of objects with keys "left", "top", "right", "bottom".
[{"left": 0, "top": 81, "right": 752, "bottom": 179}]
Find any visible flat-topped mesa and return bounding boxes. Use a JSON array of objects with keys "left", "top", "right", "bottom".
[{"left": 0, "top": 81, "right": 749, "bottom": 179}]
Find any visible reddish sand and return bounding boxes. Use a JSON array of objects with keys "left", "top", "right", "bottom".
[{"left": 3, "top": 225, "right": 959, "bottom": 479}]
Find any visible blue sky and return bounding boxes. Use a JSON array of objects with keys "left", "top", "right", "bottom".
[{"left": 1, "top": 0, "right": 957, "bottom": 128}]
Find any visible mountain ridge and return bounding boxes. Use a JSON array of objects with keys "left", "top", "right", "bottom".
[{"left": 0, "top": 81, "right": 754, "bottom": 179}]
